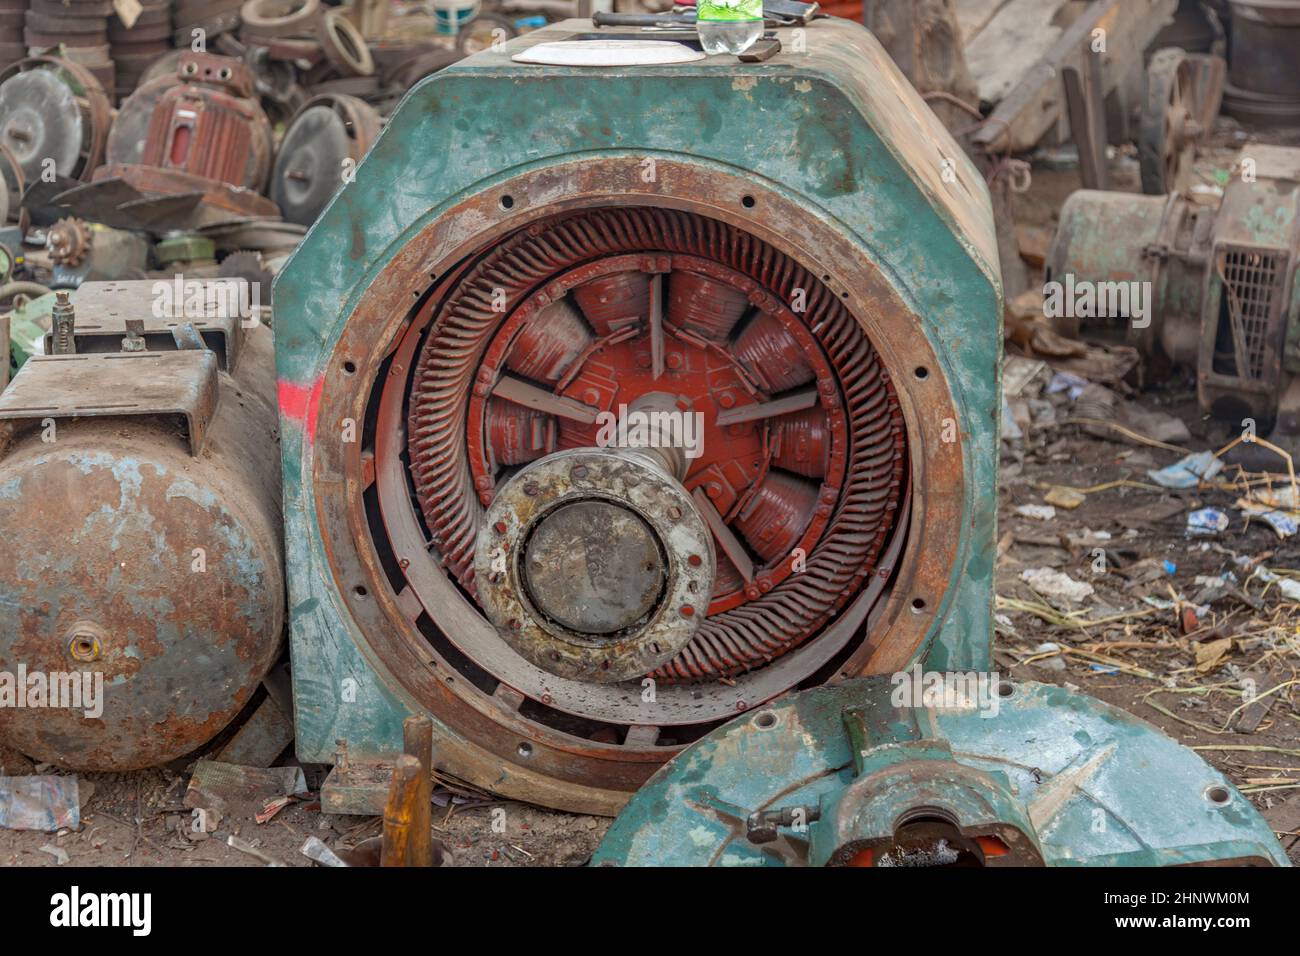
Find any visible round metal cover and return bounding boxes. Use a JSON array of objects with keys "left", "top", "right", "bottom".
[
  {"left": 511, "top": 40, "right": 705, "bottom": 67},
  {"left": 105, "top": 76, "right": 174, "bottom": 167},
  {"left": 0, "top": 69, "right": 84, "bottom": 181},
  {"left": 270, "top": 104, "right": 352, "bottom": 225},
  {"left": 524, "top": 500, "right": 666, "bottom": 635}
]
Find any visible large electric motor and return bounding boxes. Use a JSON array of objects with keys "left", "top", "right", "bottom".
[
  {"left": 1047, "top": 144, "right": 1300, "bottom": 437},
  {"left": 0, "top": 280, "right": 284, "bottom": 770},
  {"left": 274, "top": 19, "right": 1003, "bottom": 814}
]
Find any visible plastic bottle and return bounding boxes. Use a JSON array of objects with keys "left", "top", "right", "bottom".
[{"left": 696, "top": 0, "right": 763, "bottom": 56}]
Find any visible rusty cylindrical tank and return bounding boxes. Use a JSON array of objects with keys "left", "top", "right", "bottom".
[{"left": 0, "top": 318, "right": 284, "bottom": 770}]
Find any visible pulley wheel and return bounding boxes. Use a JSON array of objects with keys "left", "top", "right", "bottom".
[
  {"left": 270, "top": 93, "right": 380, "bottom": 225},
  {"left": 0, "top": 56, "right": 110, "bottom": 182},
  {"left": 1139, "top": 48, "right": 1224, "bottom": 194}
]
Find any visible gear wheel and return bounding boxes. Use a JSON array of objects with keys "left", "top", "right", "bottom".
[{"left": 46, "top": 217, "right": 92, "bottom": 267}]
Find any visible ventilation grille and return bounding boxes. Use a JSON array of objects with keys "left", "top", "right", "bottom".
[{"left": 1217, "top": 247, "right": 1284, "bottom": 380}]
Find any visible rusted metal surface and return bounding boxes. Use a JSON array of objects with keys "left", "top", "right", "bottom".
[
  {"left": 275, "top": 19, "right": 1000, "bottom": 814},
  {"left": 1228, "top": 0, "right": 1300, "bottom": 99},
  {"left": 311, "top": 161, "right": 970, "bottom": 808},
  {"left": 593, "top": 678, "right": 1291, "bottom": 867},
  {"left": 405, "top": 208, "right": 903, "bottom": 685},
  {"left": 139, "top": 53, "right": 273, "bottom": 191},
  {"left": 0, "top": 312, "right": 284, "bottom": 771},
  {"left": 475, "top": 447, "right": 715, "bottom": 683},
  {"left": 1048, "top": 145, "right": 1300, "bottom": 432},
  {"left": 1139, "top": 48, "right": 1225, "bottom": 195},
  {"left": 88, "top": 163, "right": 281, "bottom": 225},
  {"left": 0, "top": 349, "right": 221, "bottom": 456},
  {"left": 42, "top": 279, "right": 247, "bottom": 372}
]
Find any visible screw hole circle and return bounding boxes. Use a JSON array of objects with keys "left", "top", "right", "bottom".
[
  {"left": 1204, "top": 785, "right": 1232, "bottom": 806},
  {"left": 754, "top": 711, "right": 777, "bottom": 730},
  {"left": 914, "top": 366, "right": 929, "bottom": 380},
  {"left": 517, "top": 742, "right": 533, "bottom": 758},
  {"left": 343, "top": 360, "right": 357, "bottom": 375},
  {"left": 500, "top": 195, "right": 515, "bottom": 210},
  {"left": 997, "top": 680, "right": 1016, "bottom": 699},
  {"left": 354, "top": 585, "right": 368, "bottom": 597},
  {"left": 741, "top": 195, "right": 756, "bottom": 209},
  {"left": 910, "top": 597, "right": 927, "bottom": 612}
]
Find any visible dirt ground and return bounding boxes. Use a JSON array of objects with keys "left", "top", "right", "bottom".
[{"left": 4, "top": 117, "right": 1300, "bottom": 869}]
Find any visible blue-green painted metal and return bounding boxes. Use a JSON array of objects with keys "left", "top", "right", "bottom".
[
  {"left": 272, "top": 18, "right": 1003, "bottom": 812},
  {"left": 593, "top": 677, "right": 1290, "bottom": 866}
]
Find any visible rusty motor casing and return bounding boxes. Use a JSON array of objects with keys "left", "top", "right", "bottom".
[
  {"left": 274, "top": 19, "right": 1003, "bottom": 815},
  {"left": 1046, "top": 144, "right": 1300, "bottom": 435},
  {"left": 0, "top": 281, "right": 284, "bottom": 770},
  {"left": 137, "top": 51, "right": 274, "bottom": 191}
]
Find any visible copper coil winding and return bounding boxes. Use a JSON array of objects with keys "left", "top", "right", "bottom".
[{"left": 406, "top": 207, "right": 906, "bottom": 683}]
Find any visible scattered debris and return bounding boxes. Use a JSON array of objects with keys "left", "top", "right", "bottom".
[
  {"left": 1149, "top": 451, "right": 1225, "bottom": 489},
  {"left": 1020, "top": 567, "right": 1095, "bottom": 603},
  {"left": 1016, "top": 504, "right": 1057, "bottom": 521},
  {"left": 0, "top": 775, "right": 79, "bottom": 831},
  {"left": 301, "top": 835, "right": 348, "bottom": 868},
  {"left": 1187, "top": 508, "right": 1230, "bottom": 536},
  {"left": 38, "top": 844, "right": 69, "bottom": 865}
]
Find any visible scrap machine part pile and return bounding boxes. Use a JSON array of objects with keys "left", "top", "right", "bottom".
[
  {"left": 1047, "top": 144, "right": 1300, "bottom": 439},
  {"left": 0, "top": 10, "right": 1288, "bottom": 871}
]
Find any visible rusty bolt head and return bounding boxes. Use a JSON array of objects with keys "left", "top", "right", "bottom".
[{"left": 65, "top": 622, "right": 105, "bottom": 663}]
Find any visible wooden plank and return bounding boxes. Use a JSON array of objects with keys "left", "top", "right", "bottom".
[
  {"left": 954, "top": 0, "right": 1016, "bottom": 43},
  {"left": 973, "top": 0, "right": 1178, "bottom": 153},
  {"left": 965, "top": 0, "right": 1070, "bottom": 104}
]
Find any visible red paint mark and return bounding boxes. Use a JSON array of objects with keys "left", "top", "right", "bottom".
[{"left": 278, "top": 376, "right": 324, "bottom": 443}]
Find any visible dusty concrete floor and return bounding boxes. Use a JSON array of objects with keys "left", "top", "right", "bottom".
[{"left": 3, "top": 117, "right": 1300, "bottom": 868}]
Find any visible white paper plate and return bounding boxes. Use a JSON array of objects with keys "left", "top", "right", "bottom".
[{"left": 511, "top": 39, "right": 706, "bottom": 67}]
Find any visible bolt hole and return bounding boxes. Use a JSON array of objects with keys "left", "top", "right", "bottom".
[
  {"left": 997, "top": 680, "right": 1015, "bottom": 699},
  {"left": 343, "top": 360, "right": 357, "bottom": 375},
  {"left": 754, "top": 712, "right": 777, "bottom": 730},
  {"left": 500, "top": 195, "right": 515, "bottom": 210},
  {"left": 914, "top": 366, "right": 929, "bottom": 380},
  {"left": 1205, "top": 785, "right": 1232, "bottom": 806},
  {"left": 517, "top": 742, "right": 532, "bottom": 758},
  {"left": 741, "top": 195, "right": 756, "bottom": 209},
  {"left": 354, "top": 585, "right": 368, "bottom": 597},
  {"left": 910, "top": 597, "right": 927, "bottom": 612}
]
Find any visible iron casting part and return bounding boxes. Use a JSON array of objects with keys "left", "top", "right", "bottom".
[
  {"left": 592, "top": 678, "right": 1291, "bottom": 867},
  {"left": 475, "top": 447, "right": 716, "bottom": 683},
  {"left": 276, "top": 19, "right": 1001, "bottom": 815}
]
